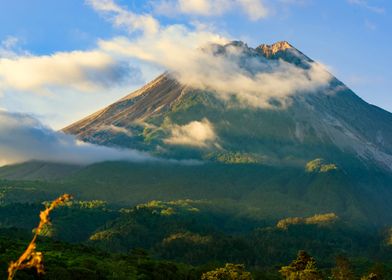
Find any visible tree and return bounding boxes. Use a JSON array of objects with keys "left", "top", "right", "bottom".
[
  {"left": 360, "top": 262, "right": 390, "bottom": 280},
  {"left": 201, "top": 263, "right": 253, "bottom": 280},
  {"left": 361, "top": 273, "right": 381, "bottom": 280},
  {"left": 330, "top": 256, "right": 355, "bottom": 280},
  {"left": 279, "top": 250, "right": 323, "bottom": 280}
]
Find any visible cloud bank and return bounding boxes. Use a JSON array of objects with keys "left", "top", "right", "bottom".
[{"left": 0, "top": 111, "right": 152, "bottom": 166}]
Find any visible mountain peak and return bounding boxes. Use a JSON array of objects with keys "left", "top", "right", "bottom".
[
  {"left": 63, "top": 39, "right": 392, "bottom": 172},
  {"left": 257, "top": 41, "right": 293, "bottom": 57}
]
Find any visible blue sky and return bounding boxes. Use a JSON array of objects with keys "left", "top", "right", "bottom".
[{"left": 0, "top": 0, "right": 391, "bottom": 128}]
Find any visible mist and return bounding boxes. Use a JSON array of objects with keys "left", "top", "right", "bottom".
[{"left": 0, "top": 111, "right": 153, "bottom": 166}]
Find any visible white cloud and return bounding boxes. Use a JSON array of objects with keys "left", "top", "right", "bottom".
[
  {"left": 165, "top": 119, "right": 217, "bottom": 147},
  {"left": 86, "top": 0, "right": 159, "bottom": 34},
  {"left": 98, "top": 24, "right": 228, "bottom": 67},
  {"left": 0, "top": 35, "right": 150, "bottom": 129},
  {"left": 0, "top": 111, "right": 153, "bottom": 166},
  {"left": 99, "top": 124, "right": 133, "bottom": 136},
  {"left": 90, "top": 0, "right": 331, "bottom": 109},
  {"left": 347, "top": 0, "right": 385, "bottom": 14},
  {"left": 100, "top": 33, "right": 332, "bottom": 108},
  {"left": 236, "top": 0, "right": 268, "bottom": 20},
  {"left": 0, "top": 49, "right": 140, "bottom": 94},
  {"left": 154, "top": 0, "right": 268, "bottom": 20},
  {"left": 0, "top": 36, "right": 29, "bottom": 58},
  {"left": 1, "top": 0, "right": 332, "bottom": 131}
]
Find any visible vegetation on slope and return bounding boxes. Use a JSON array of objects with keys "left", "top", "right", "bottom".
[
  {"left": 1, "top": 160, "right": 392, "bottom": 279},
  {"left": 1, "top": 196, "right": 392, "bottom": 279}
]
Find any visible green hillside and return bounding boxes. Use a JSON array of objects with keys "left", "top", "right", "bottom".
[{"left": 1, "top": 160, "right": 392, "bottom": 226}]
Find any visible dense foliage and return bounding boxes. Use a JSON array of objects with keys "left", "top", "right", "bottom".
[{"left": 1, "top": 194, "right": 392, "bottom": 279}]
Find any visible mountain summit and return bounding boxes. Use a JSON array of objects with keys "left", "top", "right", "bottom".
[
  {"left": 258, "top": 41, "right": 293, "bottom": 57},
  {"left": 63, "top": 41, "right": 392, "bottom": 172}
]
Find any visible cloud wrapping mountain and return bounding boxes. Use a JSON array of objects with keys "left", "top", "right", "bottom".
[
  {"left": 101, "top": 36, "right": 332, "bottom": 108},
  {"left": 0, "top": 0, "right": 333, "bottom": 128},
  {"left": 0, "top": 111, "right": 152, "bottom": 166},
  {"left": 86, "top": 0, "right": 332, "bottom": 108}
]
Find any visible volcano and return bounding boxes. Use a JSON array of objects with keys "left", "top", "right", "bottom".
[
  {"left": 3, "top": 40, "right": 386, "bottom": 226},
  {"left": 63, "top": 41, "right": 392, "bottom": 172}
]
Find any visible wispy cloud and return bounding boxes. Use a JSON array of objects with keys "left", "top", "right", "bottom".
[
  {"left": 348, "top": 0, "right": 385, "bottom": 14},
  {"left": 0, "top": 36, "right": 29, "bottom": 58},
  {"left": 0, "top": 111, "right": 153, "bottom": 166},
  {"left": 1, "top": 36, "right": 18, "bottom": 49},
  {"left": 364, "top": 19, "right": 377, "bottom": 30},
  {"left": 86, "top": 0, "right": 159, "bottom": 34},
  {"left": 154, "top": 0, "right": 269, "bottom": 20},
  {"left": 98, "top": 124, "right": 133, "bottom": 137}
]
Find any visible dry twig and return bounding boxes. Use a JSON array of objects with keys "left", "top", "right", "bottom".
[{"left": 7, "top": 194, "right": 72, "bottom": 280}]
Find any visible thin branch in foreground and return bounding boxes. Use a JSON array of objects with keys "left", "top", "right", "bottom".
[{"left": 7, "top": 194, "right": 72, "bottom": 280}]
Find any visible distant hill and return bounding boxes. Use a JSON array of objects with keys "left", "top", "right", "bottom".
[{"left": 0, "top": 161, "right": 81, "bottom": 181}]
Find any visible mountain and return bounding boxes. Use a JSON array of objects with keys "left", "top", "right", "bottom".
[
  {"left": 63, "top": 41, "right": 392, "bottom": 172},
  {"left": 2, "top": 41, "right": 392, "bottom": 279},
  {"left": 59, "top": 40, "right": 392, "bottom": 225},
  {"left": 2, "top": 41, "right": 392, "bottom": 226}
]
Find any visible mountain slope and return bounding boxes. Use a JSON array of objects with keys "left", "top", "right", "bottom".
[
  {"left": 0, "top": 161, "right": 81, "bottom": 180},
  {"left": 63, "top": 41, "right": 392, "bottom": 172}
]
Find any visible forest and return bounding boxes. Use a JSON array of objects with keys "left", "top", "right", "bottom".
[{"left": 1, "top": 192, "right": 392, "bottom": 279}]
